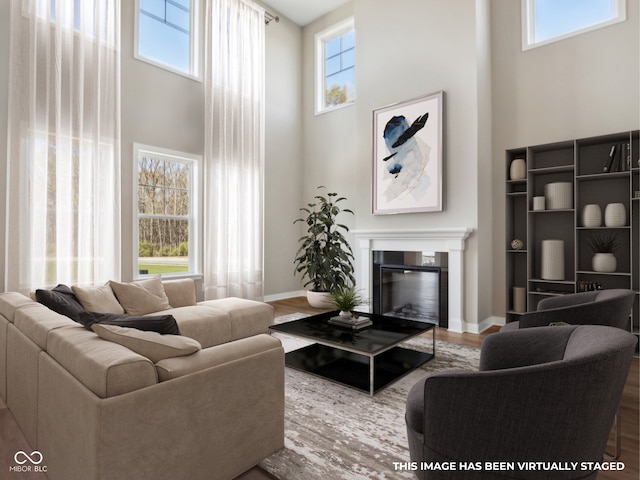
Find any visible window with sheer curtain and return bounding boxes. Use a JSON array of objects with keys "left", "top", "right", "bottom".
[
  {"left": 203, "top": 0, "right": 265, "bottom": 300},
  {"left": 5, "top": 0, "right": 121, "bottom": 292}
]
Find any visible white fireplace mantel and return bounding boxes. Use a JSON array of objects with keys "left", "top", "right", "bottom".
[{"left": 353, "top": 228, "right": 474, "bottom": 333}]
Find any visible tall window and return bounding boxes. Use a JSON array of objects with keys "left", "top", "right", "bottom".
[
  {"left": 315, "top": 17, "right": 355, "bottom": 114},
  {"left": 136, "top": 0, "right": 199, "bottom": 78},
  {"left": 134, "top": 144, "right": 201, "bottom": 277},
  {"left": 522, "top": 0, "right": 626, "bottom": 50}
]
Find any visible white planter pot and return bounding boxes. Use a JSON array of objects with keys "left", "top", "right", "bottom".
[
  {"left": 581, "top": 204, "right": 602, "bottom": 228},
  {"left": 306, "top": 290, "right": 334, "bottom": 309},
  {"left": 592, "top": 253, "right": 616, "bottom": 273},
  {"left": 604, "top": 203, "right": 626, "bottom": 227},
  {"left": 510, "top": 159, "right": 526, "bottom": 180}
]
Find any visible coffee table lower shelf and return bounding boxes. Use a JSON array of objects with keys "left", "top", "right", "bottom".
[{"left": 284, "top": 343, "right": 434, "bottom": 395}]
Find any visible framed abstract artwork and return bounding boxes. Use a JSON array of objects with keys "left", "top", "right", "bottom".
[{"left": 372, "top": 91, "right": 443, "bottom": 214}]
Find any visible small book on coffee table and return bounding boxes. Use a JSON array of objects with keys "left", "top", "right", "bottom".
[{"left": 328, "top": 316, "right": 373, "bottom": 330}]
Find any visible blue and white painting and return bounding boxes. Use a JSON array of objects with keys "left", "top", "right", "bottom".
[{"left": 373, "top": 92, "right": 443, "bottom": 214}]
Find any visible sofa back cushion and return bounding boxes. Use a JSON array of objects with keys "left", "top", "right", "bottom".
[
  {"left": 0, "top": 292, "right": 35, "bottom": 323},
  {"left": 162, "top": 278, "right": 197, "bottom": 307},
  {"left": 47, "top": 326, "right": 158, "bottom": 398},
  {"left": 14, "top": 303, "right": 77, "bottom": 349},
  {"left": 72, "top": 284, "right": 125, "bottom": 314},
  {"left": 109, "top": 277, "right": 171, "bottom": 315}
]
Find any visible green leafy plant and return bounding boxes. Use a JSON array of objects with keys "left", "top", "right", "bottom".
[
  {"left": 294, "top": 187, "right": 355, "bottom": 293},
  {"left": 329, "top": 285, "right": 368, "bottom": 312},
  {"left": 587, "top": 232, "right": 620, "bottom": 253}
]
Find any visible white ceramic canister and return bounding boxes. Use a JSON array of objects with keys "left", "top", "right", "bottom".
[
  {"left": 604, "top": 203, "right": 626, "bottom": 227},
  {"left": 510, "top": 159, "right": 526, "bottom": 180},
  {"left": 581, "top": 204, "right": 602, "bottom": 228},
  {"left": 544, "top": 182, "right": 573, "bottom": 210}
]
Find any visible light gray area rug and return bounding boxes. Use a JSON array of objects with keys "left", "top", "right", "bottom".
[{"left": 261, "top": 313, "right": 481, "bottom": 480}]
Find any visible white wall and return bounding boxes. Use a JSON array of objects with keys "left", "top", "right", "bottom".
[
  {"left": 301, "top": 0, "right": 491, "bottom": 327},
  {"left": 263, "top": 13, "right": 305, "bottom": 298},
  {"left": 490, "top": 0, "right": 640, "bottom": 316}
]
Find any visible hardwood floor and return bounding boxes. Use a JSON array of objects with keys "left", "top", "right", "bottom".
[{"left": 1, "top": 297, "right": 637, "bottom": 480}]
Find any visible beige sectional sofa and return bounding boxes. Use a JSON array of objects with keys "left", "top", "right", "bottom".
[{"left": 0, "top": 278, "right": 284, "bottom": 480}]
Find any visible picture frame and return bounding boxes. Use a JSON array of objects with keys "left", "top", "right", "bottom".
[{"left": 372, "top": 91, "right": 443, "bottom": 214}]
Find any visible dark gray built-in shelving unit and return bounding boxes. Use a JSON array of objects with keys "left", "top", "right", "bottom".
[{"left": 505, "top": 131, "right": 640, "bottom": 348}]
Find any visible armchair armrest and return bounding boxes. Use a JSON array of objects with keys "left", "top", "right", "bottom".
[{"left": 479, "top": 326, "right": 575, "bottom": 371}]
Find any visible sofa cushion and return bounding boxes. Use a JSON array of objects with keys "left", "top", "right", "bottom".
[
  {"left": 78, "top": 312, "right": 180, "bottom": 334},
  {"left": 72, "top": 284, "right": 125, "bottom": 314},
  {"left": 160, "top": 305, "right": 233, "bottom": 348},
  {"left": 162, "top": 278, "right": 197, "bottom": 307},
  {"left": 92, "top": 324, "right": 201, "bottom": 363},
  {"left": 35, "top": 284, "right": 85, "bottom": 322},
  {"left": 13, "top": 303, "right": 77, "bottom": 349},
  {"left": 198, "top": 297, "right": 274, "bottom": 341},
  {"left": 47, "top": 326, "right": 158, "bottom": 398},
  {"left": 0, "top": 292, "right": 34, "bottom": 323},
  {"left": 155, "top": 333, "right": 282, "bottom": 381},
  {"left": 109, "top": 277, "right": 171, "bottom": 315}
]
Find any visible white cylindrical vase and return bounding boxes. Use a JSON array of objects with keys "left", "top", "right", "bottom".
[
  {"left": 541, "top": 240, "right": 565, "bottom": 280},
  {"left": 604, "top": 203, "right": 626, "bottom": 227},
  {"left": 533, "top": 196, "right": 546, "bottom": 211},
  {"left": 510, "top": 159, "right": 526, "bottom": 180},
  {"left": 544, "top": 182, "right": 573, "bottom": 210},
  {"left": 512, "top": 287, "right": 526, "bottom": 313},
  {"left": 592, "top": 253, "right": 616, "bottom": 273},
  {"left": 581, "top": 204, "right": 602, "bottom": 228}
]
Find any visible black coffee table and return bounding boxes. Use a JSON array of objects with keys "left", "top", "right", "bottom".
[{"left": 270, "top": 311, "right": 435, "bottom": 395}]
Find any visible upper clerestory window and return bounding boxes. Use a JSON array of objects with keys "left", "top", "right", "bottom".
[
  {"left": 315, "top": 17, "right": 355, "bottom": 115},
  {"left": 135, "top": 0, "right": 200, "bottom": 79},
  {"left": 522, "top": 0, "right": 626, "bottom": 51}
]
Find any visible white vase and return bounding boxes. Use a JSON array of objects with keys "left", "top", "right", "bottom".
[
  {"left": 541, "top": 239, "right": 565, "bottom": 280},
  {"left": 592, "top": 253, "right": 616, "bottom": 273},
  {"left": 339, "top": 310, "right": 353, "bottom": 319},
  {"left": 604, "top": 203, "right": 626, "bottom": 227},
  {"left": 306, "top": 290, "right": 334, "bottom": 309},
  {"left": 510, "top": 159, "right": 526, "bottom": 180},
  {"left": 544, "top": 182, "right": 573, "bottom": 210},
  {"left": 581, "top": 204, "right": 602, "bottom": 228}
]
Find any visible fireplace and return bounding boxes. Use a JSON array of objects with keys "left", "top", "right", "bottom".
[
  {"left": 373, "top": 251, "right": 448, "bottom": 328},
  {"left": 353, "top": 228, "right": 473, "bottom": 332}
]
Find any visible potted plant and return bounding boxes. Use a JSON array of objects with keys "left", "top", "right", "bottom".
[
  {"left": 329, "top": 285, "right": 367, "bottom": 319},
  {"left": 294, "top": 187, "right": 355, "bottom": 308},
  {"left": 588, "top": 232, "right": 620, "bottom": 273}
]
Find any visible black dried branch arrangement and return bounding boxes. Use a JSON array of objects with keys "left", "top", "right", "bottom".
[{"left": 587, "top": 231, "right": 620, "bottom": 254}]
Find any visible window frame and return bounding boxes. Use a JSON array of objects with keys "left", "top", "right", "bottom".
[
  {"left": 134, "top": 0, "right": 201, "bottom": 81},
  {"left": 522, "top": 0, "right": 626, "bottom": 51},
  {"left": 315, "top": 17, "right": 355, "bottom": 115},
  {"left": 133, "top": 143, "right": 202, "bottom": 279}
]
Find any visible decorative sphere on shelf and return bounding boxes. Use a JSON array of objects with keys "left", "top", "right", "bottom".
[{"left": 511, "top": 239, "right": 524, "bottom": 250}]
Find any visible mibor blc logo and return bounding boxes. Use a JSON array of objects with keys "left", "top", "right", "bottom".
[{"left": 10, "top": 451, "right": 47, "bottom": 473}]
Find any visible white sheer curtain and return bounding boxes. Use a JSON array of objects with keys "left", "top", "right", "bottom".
[
  {"left": 5, "top": 0, "right": 121, "bottom": 293},
  {"left": 203, "top": 0, "right": 265, "bottom": 300}
]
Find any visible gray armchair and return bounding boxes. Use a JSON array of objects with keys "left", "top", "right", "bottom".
[
  {"left": 405, "top": 325, "right": 637, "bottom": 480},
  {"left": 501, "top": 289, "right": 635, "bottom": 331}
]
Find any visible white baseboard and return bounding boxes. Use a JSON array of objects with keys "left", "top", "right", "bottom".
[
  {"left": 464, "top": 316, "right": 505, "bottom": 334},
  {"left": 264, "top": 290, "right": 306, "bottom": 303}
]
